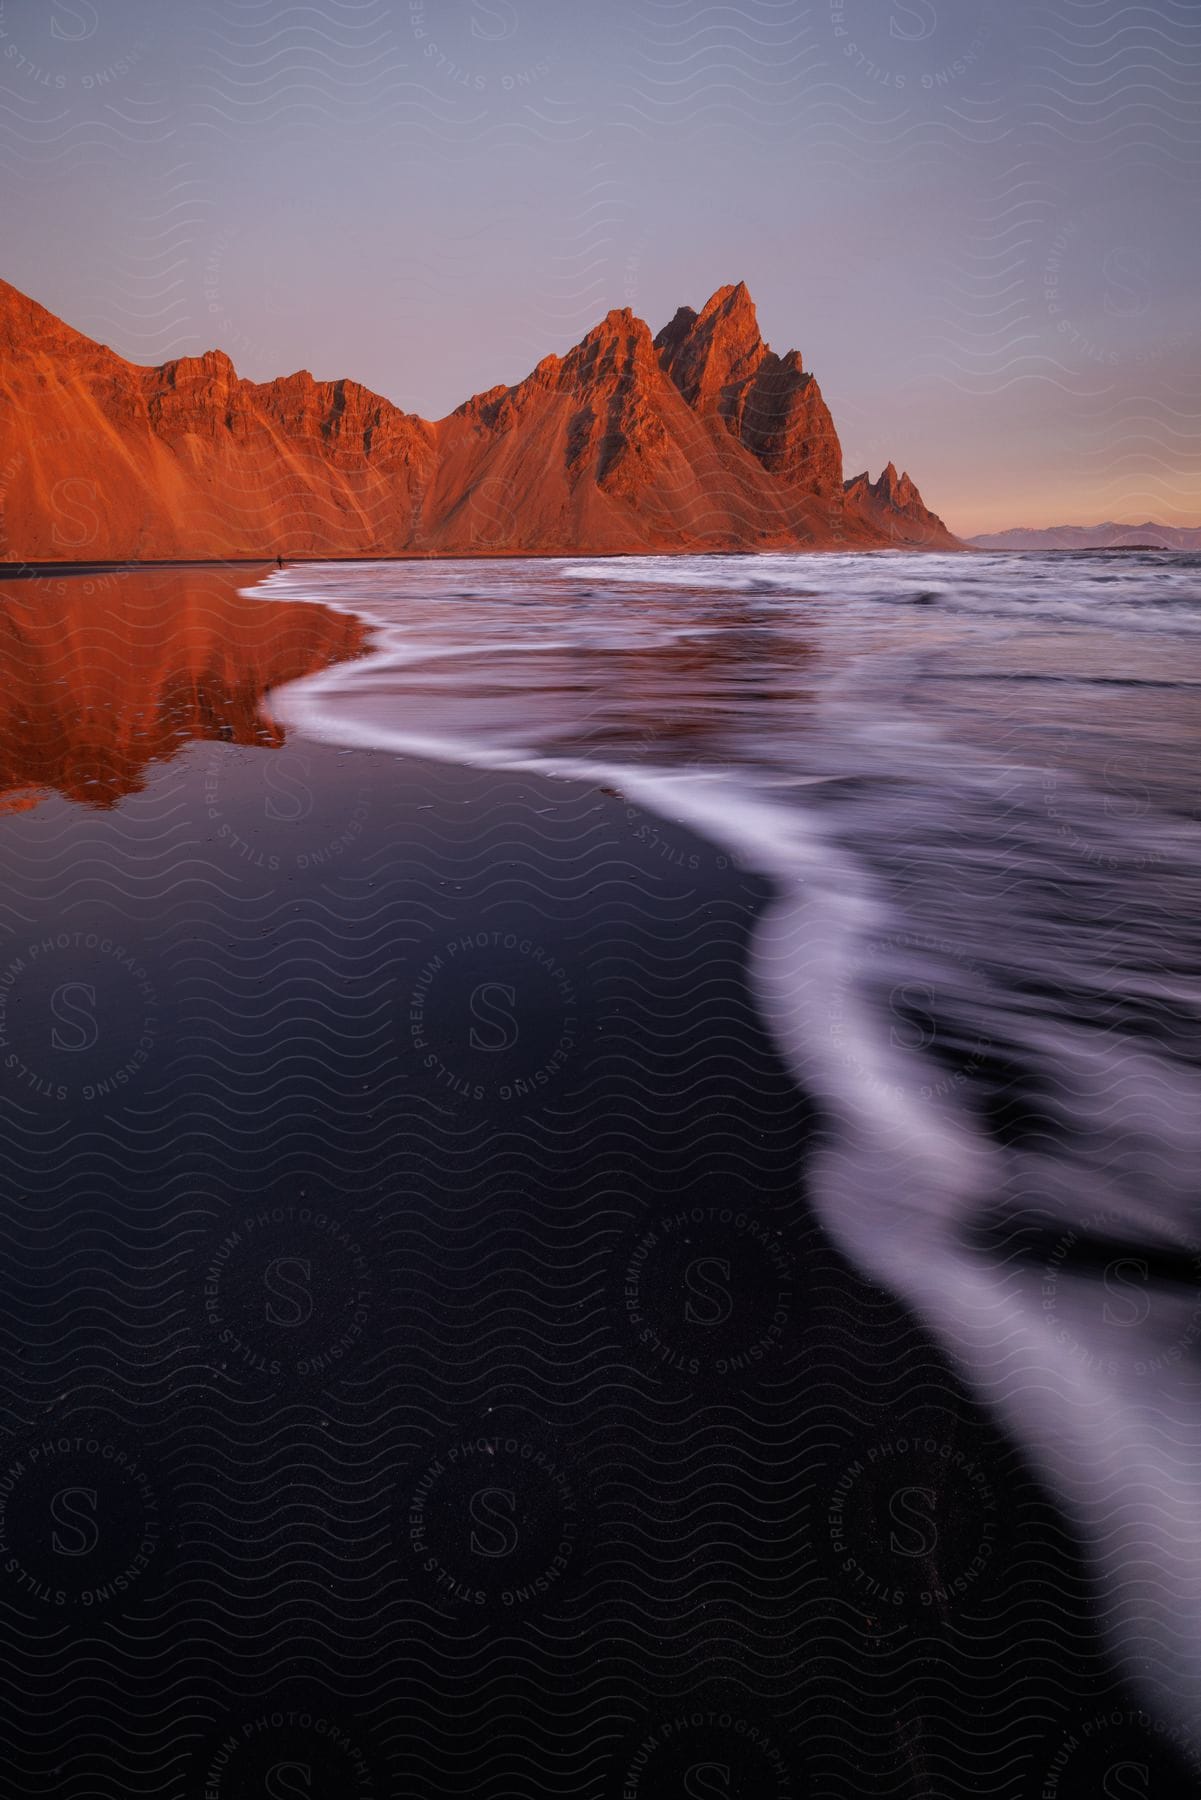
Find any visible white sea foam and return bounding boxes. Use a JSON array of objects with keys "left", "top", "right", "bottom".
[{"left": 257, "top": 549, "right": 1201, "bottom": 1732}]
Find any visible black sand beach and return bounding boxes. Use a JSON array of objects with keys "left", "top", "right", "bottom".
[{"left": 0, "top": 567, "right": 1194, "bottom": 1797}]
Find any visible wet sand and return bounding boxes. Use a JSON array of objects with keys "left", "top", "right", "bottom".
[{"left": 0, "top": 567, "right": 1190, "bottom": 1797}]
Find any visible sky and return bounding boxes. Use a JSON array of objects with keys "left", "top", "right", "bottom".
[{"left": 1, "top": 0, "right": 1198, "bottom": 536}]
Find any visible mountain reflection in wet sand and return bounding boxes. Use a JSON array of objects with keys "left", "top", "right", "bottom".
[{"left": 0, "top": 567, "right": 369, "bottom": 814}]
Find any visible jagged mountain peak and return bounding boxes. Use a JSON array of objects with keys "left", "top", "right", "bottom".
[
  {"left": 844, "top": 464, "right": 953, "bottom": 547},
  {"left": 648, "top": 281, "right": 839, "bottom": 493},
  {"left": 655, "top": 281, "right": 766, "bottom": 402},
  {"left": 0, "top": 274, "right": 958, "bottom": 557},
  {"left": 695, "top": 279, "right": 757, "bottom": 328}
]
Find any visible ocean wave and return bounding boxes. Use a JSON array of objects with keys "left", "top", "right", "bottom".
[{"left": 258, "top": 548, "right": 1201, "bottom": 1731}]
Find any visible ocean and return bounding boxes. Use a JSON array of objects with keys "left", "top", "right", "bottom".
[
  {"left": 0, "top": 549, "right": 1198, "bottom": 1795},
  {"left": 274, "top": 547, "right": 1201, "bottom": 1740}
]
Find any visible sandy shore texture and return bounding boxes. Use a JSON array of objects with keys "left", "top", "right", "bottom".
[{"left": 0, "top": 565, "right": 1184, "bottom": 1796}]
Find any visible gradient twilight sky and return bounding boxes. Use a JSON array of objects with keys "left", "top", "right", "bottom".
[{"left": 2, "top": 0, "right": 1198, "bottom": 535}]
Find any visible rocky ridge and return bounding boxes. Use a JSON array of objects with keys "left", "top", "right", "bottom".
[{"left": 0, "top": 276, "right": 959, "bottom": 559}]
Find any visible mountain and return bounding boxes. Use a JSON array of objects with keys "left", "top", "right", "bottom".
[
  {"left": 843, "top": 463, "right": 954, "bottom": 549},
  {"left": 0, "top": 276, "right": 959, "bottom": 560},
  {"left": 970, "top": 522, "right": 1201, "bottom": 552}
]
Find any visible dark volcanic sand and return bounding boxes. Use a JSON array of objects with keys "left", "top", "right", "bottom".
[{"left": 0, "top": 568, "right": 1190, "bottom": 1799}]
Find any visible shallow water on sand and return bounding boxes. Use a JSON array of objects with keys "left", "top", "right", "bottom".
[
  {"left": 273, "top": 548, "right": 1201, "bottom": 1738},
  {"left": 0, "top": 554, "right": 1199, "bottom": 1794}
]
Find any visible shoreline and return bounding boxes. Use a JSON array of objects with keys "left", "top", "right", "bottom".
[
  {"left": 0, "top": 554, "right": 1175, "bottom": 1781},
  {"left": 0, "top": 542, "right": 972, "bottom": 579}
]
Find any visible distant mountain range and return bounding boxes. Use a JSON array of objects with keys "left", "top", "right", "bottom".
[
  {"left": 0, "top": 277, "right": 957, "bottom": 560},
  {"left": 971, "top": 522, "right": 1201, "bottom": 551}
]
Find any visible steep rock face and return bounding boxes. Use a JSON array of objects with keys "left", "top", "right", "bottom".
[
  {"left": 843, "top": 462, "right": 958, "bottom": 548},
  {"left": 430, "top": 306, "right": 771, "bottom": 551},
  {"left": 654, "top": 283, "right": 766, "bottom": 411},
  {"left": 432, "top": 301, "right": 858, "bottom": 553},
  {"left": 654, "top": 281, "right": 843, "bottom": 494},
  {"left": 0, "top": 275, "right": 958, "bottom": 558},
  {"left": 446, "top": 310, "right": 670, "bottom": 504},
  {"left": 0, "top": 279, "right": 435, "bottom": 560},
  {"left": 142, "top": 350, "right": 247, "bottom": 440},
  {"left": 557, "top": 311, "right": 670, "bottom": 492}
]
